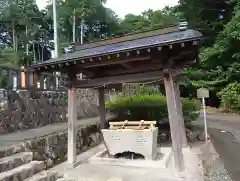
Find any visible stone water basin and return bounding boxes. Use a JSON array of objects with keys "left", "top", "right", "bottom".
[{"left": 101, "top": 127, "right": 158, "bottom": 160}]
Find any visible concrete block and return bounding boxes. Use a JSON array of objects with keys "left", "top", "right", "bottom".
[{"left": 102, "top": 128, "right": 158, "bottom": 159}]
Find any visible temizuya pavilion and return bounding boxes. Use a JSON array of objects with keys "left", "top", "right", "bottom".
[{"left": 31, "top": 23, "right": 202, "bottom": 171}]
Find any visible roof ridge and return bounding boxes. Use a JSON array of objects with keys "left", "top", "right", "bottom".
[{"left": 74, "top": 24, "right": 179, "bottom": 51}]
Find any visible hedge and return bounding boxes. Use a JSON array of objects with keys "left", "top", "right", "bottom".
[{"left": 106, "top": 93, "right": 200, "bottom": 124}]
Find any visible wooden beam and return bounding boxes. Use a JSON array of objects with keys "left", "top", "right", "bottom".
[
  {"left": 67, "top": 71, "right": 77, "bottom": 167},
  {"left": 109, "top": 121, "right": 156, "bottom": 125},
  {"left": 174, "top": 82, "right": 188, "bottom": 148},
  {"left": 67, "top": 85, "right": 77, "bottom": 165},
  {"left": 76, "top": 69, "right": 95, "bottom": 77},
  {"left": 98, "top": 87, "right": 106, "bottom": 129},
  {"left": 164, "top": 72, "right": 184, "bottom": 171},
  {"left": 65, "top": 64, "right": 96, "bottom": 77},
  {"left": 74, "top": 70, "right": 179, "bottom": 88},
  {"left": 103, "top": 63, "right": 163, "bottom": 76},
  {"left": 172, "top": 58, "right": 196, "bottom": 69},
  {"left": 83, "top": 56, "right": 151, "bottom": 68},
  {"left": 120, "top": 63, "right": 132, "bottom": 69}
]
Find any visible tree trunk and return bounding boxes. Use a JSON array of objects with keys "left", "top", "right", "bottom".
[
  {"left": 15, "top": 34, "right": 18, "bottom": 52},
  {"left": 26, "top": 25, "right": 29, "bottom": 55},
  {"left": 33, "top": 43, "right": 36, "bottom": 63},
  {"left": 38, "top": 44, "right": 40, "bottom": 61},
  {"left": 80, "top": 19, "right": 84, "bottom": 44},
  {"left": 12, "top": 21, "right": 16, "bottom": 52},
  {"left": 72, "top": 9, "right": 76, "bottom": 43}
]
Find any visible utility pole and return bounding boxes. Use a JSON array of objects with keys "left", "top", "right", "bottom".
[
  {"left": 79, "top": 14, "right": 84, "bottom": 80},
  {"left": 53, "top": 0, "right": 60, "bottom": 90},
  {"left": 72, "top": 9, "right": 76, "bottom": 43},
  {"left": 53, "top": 0, "right": 58, "bottom": 58}
]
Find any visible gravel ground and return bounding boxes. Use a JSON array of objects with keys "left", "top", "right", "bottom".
[
  {"left": 202, "top": 156, "right": 232, "bottom": 181},
  {"left": 196, "top": 141, "right": 232, "bottom": 181}
]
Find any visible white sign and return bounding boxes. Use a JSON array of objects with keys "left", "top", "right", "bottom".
[{"left": 197, "top": 88, "right": 209, "bottom": 98}]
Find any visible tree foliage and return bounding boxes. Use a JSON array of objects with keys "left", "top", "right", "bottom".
[
  {"left": 0, "top": 0, "right": 177, "bottom": 65},
  {"left": 0, "top": 0, "right": 53, "bottom": 65},
  {"left": 218, "top": 83, "right": 240, "bottom": 112},
  {"left": 182, "top": 1, "right": 240, "bottom": 106},
  {"left": 179, "top": 0, "right": 234, "bottom": 46},
  {"left": 118, "top": 9, "right": 178, "bottom": 35},
  {"left": 0, "top": 0, "right": 240, "bottom": 109}
]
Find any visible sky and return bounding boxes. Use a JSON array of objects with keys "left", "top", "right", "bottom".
[{"left": 36, "top": 0, "right": 179, "bottom": 18}]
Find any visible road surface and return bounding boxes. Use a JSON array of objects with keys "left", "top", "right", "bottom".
[{"left": 198, "top": 113, "right": 240, "bottom": 181}]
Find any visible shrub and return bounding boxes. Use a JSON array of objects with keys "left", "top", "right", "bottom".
[
  {"left": 106, "top": 93, "right": 200, "bottom": 124},
  {"left": 218, "top": 83, "right": 240, "bottom": 112},
  {"left": 136, "top": 86, "right": 162, "bottom": 95}
]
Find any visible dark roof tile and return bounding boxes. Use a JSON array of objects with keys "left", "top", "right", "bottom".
[{"left": 32, "top": 29, "right": 202, "bottom": 67}]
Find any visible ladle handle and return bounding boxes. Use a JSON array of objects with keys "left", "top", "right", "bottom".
[{"left": 137, "top": 120, "right": 145, "bottom": 130}]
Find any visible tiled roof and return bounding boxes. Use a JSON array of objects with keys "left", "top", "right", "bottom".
[
  {"left": 32, "top": 28, "right": 202, "bottom": 67},
  {"left": 74, "top": 25, "right": 179, "bottom": 51}
]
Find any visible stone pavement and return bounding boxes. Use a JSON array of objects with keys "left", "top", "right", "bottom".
[
  {"left": 51, "top": 144, "right": 203, "bottom": 181},
  {"left": 0, "top": 116, "right": 105, "bottom": 151}
]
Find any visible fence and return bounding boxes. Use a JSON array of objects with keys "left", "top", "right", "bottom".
[{"left": 0, "top": 65, "right": 67, "bottom": 91}]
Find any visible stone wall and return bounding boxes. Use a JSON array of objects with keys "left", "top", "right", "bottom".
[
  {"left": 25, "top": 123, "right": 101, "bottom": 168},
  {"left": 0, "top": 89, "right": 99, "bottom": 135},
  {"left": 0, "top": 122, "right": 101, "bottom": 168}
]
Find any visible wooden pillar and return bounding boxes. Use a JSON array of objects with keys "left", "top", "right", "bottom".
[
  {"left": 164, "top": 72, "right": 184, "bottom": 171},
  {"left": 67, "top": 82, "right": 77, "bottom": 165},
  {"left": 174, "top": 82, "right": 188, "bottom": 148},
  {"left": 98, "top": 86, "right": 106, "bottom": 129}
]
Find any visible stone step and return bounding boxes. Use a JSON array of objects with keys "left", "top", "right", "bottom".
[
  {"left": 55, "top": 179, "right": 65, "bottom": 181},
  {"left": 0, "top": 144, "right": 26, "bottom": 158},
  {"left": 0, "top": 152, "right": 33, "bottom": 173},
  {"left": 24, "top": 170, "right": 58, "bottom": 181},
  {"left": 55, "top": 178, "right": 72, "bottom": 181},
  {"left": 0, "top": 161, "right": 45, "bottom": 181}
]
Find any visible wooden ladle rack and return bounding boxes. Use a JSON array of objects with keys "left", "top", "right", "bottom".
[{"left": 109, "top": 120, "right": 156, "bottom": 130}]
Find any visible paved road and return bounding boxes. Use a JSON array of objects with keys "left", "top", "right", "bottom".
[
  {"left": 205, "top": 113, "right": 240, "bottom": 140},
  {"left": 198, "top": 113, "right": 240, "bottom": 181}
]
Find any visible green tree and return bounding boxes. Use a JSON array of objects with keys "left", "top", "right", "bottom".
[
  {"left": 84, "top": 6, "right": 120, "bottom": 40},
  {"left": 45, "top": 0, "right": 114, "bottom": 44},
  {"left": 0, "top": 0, "right": 52, "bottom": 65},
  {"left": 178, "top": 0, "right": 234, "bottom": 46},
  {"left": 182, "top": 1, "right": 240, "bottom": 106},
  {"left": 118, "top": 9, "right": 178, "bottom": 35}
]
